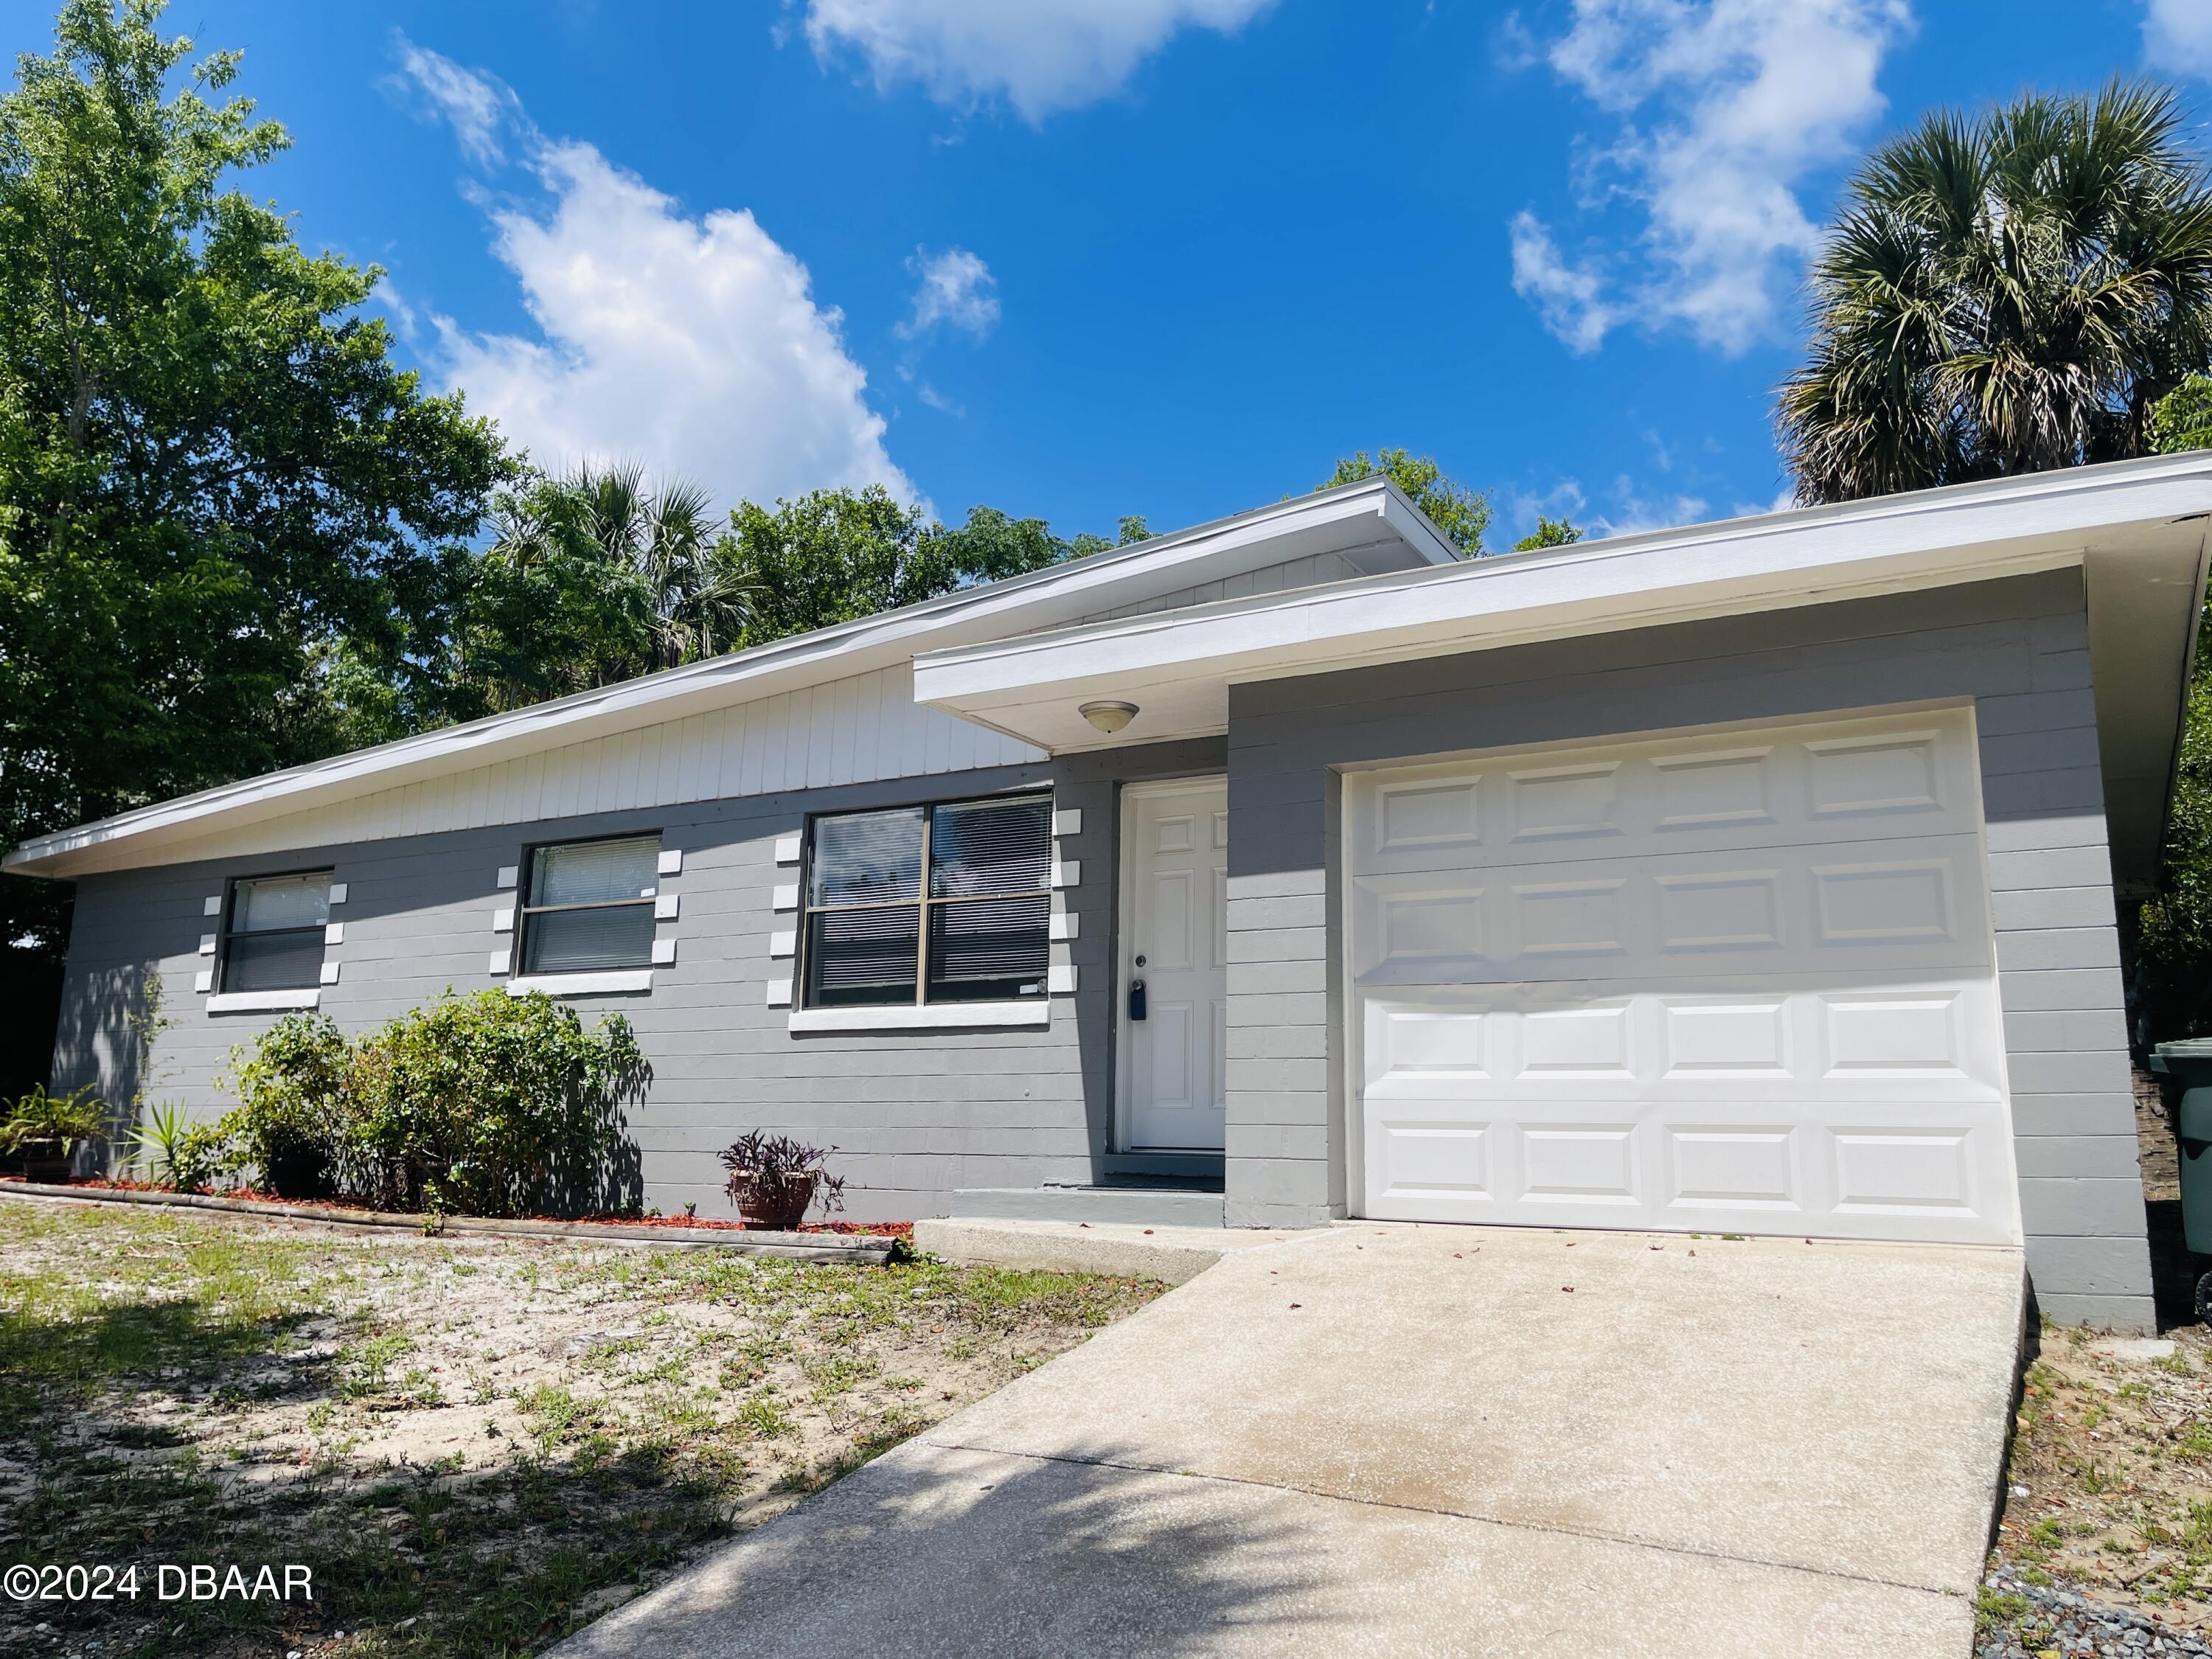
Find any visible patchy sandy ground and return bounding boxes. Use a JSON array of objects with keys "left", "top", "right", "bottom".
[
  {"left": 0, "top": 1197, "right": 1162, "bottom": 1658},
  {"left": 1980, "top": 1068, "right": 2212, "bottom": 1649},
  {"left": 1992, "top": 1324, "right": 2212, "bottom": 1629}
]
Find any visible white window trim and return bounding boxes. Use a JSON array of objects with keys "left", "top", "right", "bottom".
[
  {"left": 207, "top": 989, "right": 321, "bottom": 1014},
  {"left": 506, "top": 970, "right": 653, "bottom": 998},
  {"left": 786, "top": 1000, "right": 1050, "bottom": 1034}
]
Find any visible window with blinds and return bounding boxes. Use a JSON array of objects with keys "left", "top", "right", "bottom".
[
  {"left": 518, "top": 835, "right": 661, "bottom": 975},
  {"left": 219, "top": 872, "right": 332, "bottom": 992},
  {"left": 803, "top": 796, "right": 1051, "bottom": 1008}
]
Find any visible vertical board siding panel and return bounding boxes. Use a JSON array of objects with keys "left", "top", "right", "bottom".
[
  {"left": 737, "top": 700, "right": 766, "bottom": 797},
  {"left": 830, "top": 674, "right": 860, "bottom": 785},
  {"left": 852, "top": 665, "right": 884, "bottom": 784},
  {"left": 690, "top": 712, "right": 721, "bottom": 801},
  {"left": 714, "top": 705, "right": 745, "bottom": 800},
  {"left": 807, "top": 686, "right": 837, "bottom": 789},
  {"left": 762, "top": 692, "right": 790, "bottom": 793},
  {"left": 652, "top": 718, "right": 681, "bottom": 806},
  {"left": 881, "top": 669, "right": 919, "bottom": 779},
  {"left": 925, "top": 689, "right": 954, "bottom": 776},
  {"left": 521, "top": 752, "right": 547, "bottom": 823}
]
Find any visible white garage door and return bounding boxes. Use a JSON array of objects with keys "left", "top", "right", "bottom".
[{"left": 1347, "top": 706, "right": 2020, "bottom": 1245}]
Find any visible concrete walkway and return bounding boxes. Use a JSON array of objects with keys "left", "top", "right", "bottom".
[{"left": 552, "top": 1222, "right": 2025, "bottom": 1658}]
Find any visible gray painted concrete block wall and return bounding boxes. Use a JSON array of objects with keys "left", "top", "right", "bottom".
[
  {"left": 1222, "top": 568, "right": 2154, "bottom": 1331},
  {"left": 49, "top": 738, "right": 1224, "bottom": 1222}
]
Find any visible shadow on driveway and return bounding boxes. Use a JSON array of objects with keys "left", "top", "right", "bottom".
[{"left": 551, "top": 1437, "right": 1323, "bottom": 1659}]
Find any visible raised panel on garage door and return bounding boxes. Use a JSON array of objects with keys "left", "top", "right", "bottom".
[{"left": 1346, "top": 707, "right": 2020, "bottom": 1246}]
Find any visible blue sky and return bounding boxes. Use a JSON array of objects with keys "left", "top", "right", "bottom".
[{"left": 14, "top": 1, "right": 2212, "bottom": 544}]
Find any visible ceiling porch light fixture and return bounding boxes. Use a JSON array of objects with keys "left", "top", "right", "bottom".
[{"left": 1079, "top": 700, "right": 1139, "bottom": 734}]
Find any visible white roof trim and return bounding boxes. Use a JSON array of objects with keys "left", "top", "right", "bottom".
[
  {"left": 914, "top": 452, "right": 2212, "bottom": 747},
  {"left": 7, "top": 478, "right": 1455, "bottom": 876}
]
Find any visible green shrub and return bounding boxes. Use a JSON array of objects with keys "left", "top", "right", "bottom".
[
  {"left": 226, "top": 990, "right": 647, "bottom": 1217},
  {"left": 227, "top": 1012, "right": 352, "bottom": 1197},
  {"left": 170, "top": 1115, "right": 246, "bottom": 1194},
  {"left": 2137, "top": 375, "right": 2212, "bottom": 1041}
]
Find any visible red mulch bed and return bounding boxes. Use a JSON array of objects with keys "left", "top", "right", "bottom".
[{"left": 1, "top": 1175, "right": 911, "bottom": 1239}]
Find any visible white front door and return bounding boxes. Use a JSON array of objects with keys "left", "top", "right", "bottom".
[
  {"left": 1122, "top": 778, "right": 1229, "bottom": 1151},
  {"left": 1346, "top": 706, "right": 2021, "bottom": 1245}
]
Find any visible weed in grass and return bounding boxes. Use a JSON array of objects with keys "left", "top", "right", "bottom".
[{"left": 734, "top": 1396, "right": 796, "bottom": 1439}]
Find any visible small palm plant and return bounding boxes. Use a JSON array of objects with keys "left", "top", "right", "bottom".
[{"left": 123, "top": 1101, "right": 196, "bottom": 1185}]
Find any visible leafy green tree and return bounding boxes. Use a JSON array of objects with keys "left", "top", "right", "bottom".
[
  {"left": 0, "top": 0, "right": 509, "bottom": 975},
  {"left": 1320, "top": 449, "right": 1489, "bottom": 555},
  {"left": 720, "top": 489, "right": 1094, "bottom": 650},
  {"left": 2132, "top": 371, "right": 2212, "bottom": 1039},
  {"left": 1512, "top": 516, "right": 1583, "bottom": 552},
  {"left": 1779, "top": 80, "right": 2212, "bottom": 504}
]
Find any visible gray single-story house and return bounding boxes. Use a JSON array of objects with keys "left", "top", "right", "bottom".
[{"left": 13, "top": 456, "right": 2211, "bottom": 1330}]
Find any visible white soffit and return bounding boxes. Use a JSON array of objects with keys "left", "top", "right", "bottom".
[
  {"left": 5, "top": 479, "right": 1455, "bottom": 877},
  {"left": 914, "top": 453, "right": 2212, "bottom": 760}
]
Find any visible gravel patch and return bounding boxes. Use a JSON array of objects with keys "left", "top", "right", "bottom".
[{"left": 1981, "top": 1568, "right": 2212, "bottom": 1657}]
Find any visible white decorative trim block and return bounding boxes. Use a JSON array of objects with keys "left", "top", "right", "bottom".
[
  {"left": 650, "top": 938, "right": 678, "bottom": 966},
  {"left": 208, "top": 989, "right": 321, "bottom": 1014},
  {"left": 323, "top": 922, "right": 344, "bottom": 946},
  {"left": 1048, "top": 964, "right": 1078, "bottom": 995},
  {"left": 327, "top": 882, "right": 348, "bottom": 905},
  {"left": 1051, "top": 860, "right": 1080, "bottom": 889},
  {"left": 771, "top": 883, "right": 799, "bottom": 913},
  {"left": 319, "top": 961, "right": 341, "bottom": 986},
  {"left": 488, "top": 947, "right": 512, "bottom": 975},
  {"left": 507, "top": 970, "right": 653, "bottom": 998},
  {"left": 658, "top": 848, "right": 684, "bottom": 877},
  {"left": 787, "top": 1001, "right": 1050, "bottom": 1033},
  {"left": 773, "top": 835, "right": 801, "bottom": 865},
  {"left": 769, "top": 930, "right": 796, "bottom": 959},
  {"left": 1048, "top": 912, "right": 1079, "bottom": 942},
  {"left": 194, "top": 970, "right": 214, "bottom": 994},
  {"left": 198, "top": 934, "right": 217, "bottom": 956},
  {"left": 1052, "top": 808, "right": 1082, "bottom": 837},
  {"left": 653, "top": 893, "right": 681, "bottom": 921},
  {"left": 496, "top": 864, "right": 519, "bottom": 889},
  {"left": 204, "top": 895, "right": 223, "bottom": 917},
  {"left": 766, "top": 978, "right": 794, "bottom": 1007},
  {"left": 492, "top": 907, "right": 515, "bottom": 933}
]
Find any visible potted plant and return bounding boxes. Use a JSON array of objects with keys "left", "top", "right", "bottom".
[
  {"left": 0, "top": 1085, "right": 108, "bottom": 1183},
  {"left": 718, "top": 1131, "right": 846, "bottom": 1231}
]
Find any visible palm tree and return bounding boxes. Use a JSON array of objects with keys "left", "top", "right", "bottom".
[
  {"left": 1778, "top": 80, "right": 2212, "bottom": 504},
  {"left": 563, "top": 462, "right": 754, "bottom": 671}
]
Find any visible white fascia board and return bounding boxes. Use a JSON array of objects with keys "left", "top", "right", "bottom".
[
  {"left": 915, "top": 454, "right": 2212, "bottom": 734},
  {"left": 4, "top": 480, "right": 1433, "bottom": 877}
]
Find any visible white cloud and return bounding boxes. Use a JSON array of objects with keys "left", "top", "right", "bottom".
[
  {"left": 899, "top": 247, "right": 1000, "bottom": 339},
  {"left": 393, "top": 41, "right": 914, "bottom": 509},
  {"left": 798, "top": 0, "right": 1278, "bottom": 122},
  {"left": 1514, "top": 0, "right": 1912, "bottom": 355},
  {"left": 1509, "top": 212, "right": 1617, "bottom": 352},
  {"left": 2145, "top": 0, "right": 2212, "bottom": 78},
  {"left": 1591, "top": 479, "right": 1710, "bottom": 537},
  {"left": 391, "top": 37, "right": 513, "bottom": 165}
]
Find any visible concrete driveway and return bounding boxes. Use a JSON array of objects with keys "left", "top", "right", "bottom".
[{"left": 552, "top": 1222, "right": 2024, "bottom": 1658}]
